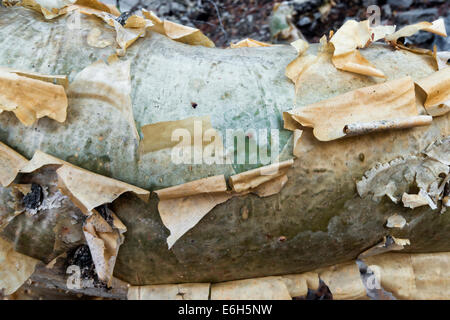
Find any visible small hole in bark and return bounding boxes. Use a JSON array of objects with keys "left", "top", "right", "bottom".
[
  {"left": 407, "top": 182, "right": 420, "bottom": 195},
  {"left": 191, "top": 102, "right": 198, "bottom": 109}
]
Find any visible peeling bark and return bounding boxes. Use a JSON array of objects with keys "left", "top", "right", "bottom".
[{"left": 0, "top": 7, "right": 449, "bottom": 290}]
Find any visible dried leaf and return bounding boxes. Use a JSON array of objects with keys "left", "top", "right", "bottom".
[
  {"left": 68, "top": 56, "right": 139, "bottom": 141},
  {"left": 0, "top": 237, "right": 38, "bottom": 295},
  {"left": 416, "top": 67, "right": 450, "bottom": 117},
  {"left": 128, "top": 283, "right": 210, "bottom": 300},
  {"left": 0, "top": 68, "right": 68, "bottom": 126},
  {"left": 283, "top": 77, "right": 424, "bottom": 141},
  {"left": 142, "top": 9, "right": 215, "bottom": 48}
]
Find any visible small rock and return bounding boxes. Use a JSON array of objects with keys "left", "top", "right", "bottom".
[
  {"left": 363, "top": 0, "right": 379, "bottom": 7},
  {"left": 386, "top": 214, "right": 407, "bottom": 229},
  {"left": 298, "top": 16, "right": 312, "bottom": 27},
  {"left": 395, "top": 8, "right": 439, "bottom": 25},
  {"left": 382, "top": 4, "right": 392, "bottom": 19},
  {"left": 158, "top": 4, "right": 171, "bottom": 16},
  {"left": 405, "top": 32, "right": 434, "bottom": 45},
  {"left": 292, "top": 0, "right": 322, "bottom": 13},
  {"left": 388, "top": 0, "right": 413, "bottom": 10},
  {"left": 170, "top": 2, "right": 187, "bottom": 13}
]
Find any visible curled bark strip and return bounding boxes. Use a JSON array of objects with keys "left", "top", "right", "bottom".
[
  {"left": 416, "top": 67, "right": 450, "bottom": 117},
  {"left": 343, "top": 116, "right": 432, "bottom": 137},
  {"left": 284, "top": 77, "right": 419, "bottom": 141}
]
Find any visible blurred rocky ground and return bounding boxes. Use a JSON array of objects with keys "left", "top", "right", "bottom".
[{"left": 103, "top": 0, "right": 449, "bottom": 50}]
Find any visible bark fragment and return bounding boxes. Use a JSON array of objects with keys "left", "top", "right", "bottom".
[
  {"left": 0, "top": 237, "right": 38, "bottom": 295},
  {"left": 68, "top": 55, "right": 139, "bottom": 141},
  {"left": 229, "top": 38, "right": 272, "bottom": 48},
  {"left": 142, "top": 9, "right": 215, "bottom": 48},
  {"left": 155, "top": 175, "right": 231, "bottom": 249},
  {"left": 0, "top": 68, "right": 68, "bottom": 126},
  {"left": 284, "top": 77, "right": 423, "bottom": 141},
  {"left": 416, "top": 67, "right": 450, "bottom": 117}
]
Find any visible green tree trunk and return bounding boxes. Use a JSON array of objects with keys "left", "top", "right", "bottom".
[{"left": 0, "top": 7, "right": 448, "bottom": 287}]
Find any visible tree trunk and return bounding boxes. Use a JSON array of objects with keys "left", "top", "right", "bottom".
[{"left": 0, "top": 7, "right": 448, "bottom": 289}]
